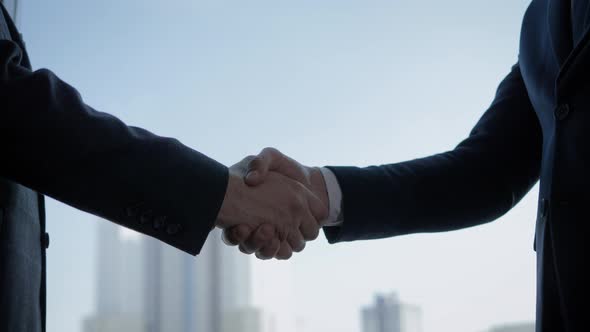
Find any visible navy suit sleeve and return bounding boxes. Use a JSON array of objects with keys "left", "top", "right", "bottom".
[
  {"left": 324, "top": 64, "right": 542, "bottom": 243},
  {"left": 0, "top": 40, "right": 228, "bottom": 255}
]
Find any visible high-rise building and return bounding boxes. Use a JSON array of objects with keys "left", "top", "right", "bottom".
[
  {"left": 142, "top": 228, "right": 254, "bottom": 332},
  {"left": 84, "top": 221, "right": 146, "bottom": 332},
  {"left": 96, "top": 222, "right": 143, "bottom": 315},
  {"left": 83, "top": 315, "right": 146, "bottom": 332},
  {"left": 487, "top": 322, "right": 535, "bottom": 332},
  {"left": 221, "top": 307, "right": 264, "bottom": 332},
  {"left": 361, "top": 293, "right": 423, "bottom": 332},
  {"left": 85, "top": 221, "right": 256, "bottom": 332},
  {"left": 143, "top": 234, "right": 217, "bottom": 332}
]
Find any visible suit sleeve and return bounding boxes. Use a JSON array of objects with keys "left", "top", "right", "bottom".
[
  {"left": 0, "top": 40, "right": 228, "bottom": 255},
  {"left": 324, "top": 63, "right": 542, "bottom": 243}
]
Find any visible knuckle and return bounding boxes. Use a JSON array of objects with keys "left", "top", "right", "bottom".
[
  {"left": 247, "top": 157, "right": 262, "bottom": 168},
  {"left": 264, "top": 245, "right": 279, "bottom": 258},
  {"left": 288, "top": 233, "right": 305, "bottom": 251},
  {"left": 310, "top": 230, "right": 320, "bottom": 241},
  {"left": 222, "top": 231, "right": 236, "bottom": 245},
  {"left": 262, "top": 147, "right": 279, "bottom": 156},
  {"left": 255, "top": 252, "right": 270, "bottom": 260},
  {"left": 257, "top": 224, "right": 272, "bottom": 237},
  {"left": 253, "top": 232, "right": 269, "bottom": 245},
  {"left": 262, "top": 243, "right": 278, "bottom": 258},
  {"left": 303, "top": 225, "right": 320, "bottom": 241},
  {"left": 239, "top": 245, "right": 252, "bottom": 255},
  {"left": 230, "top": 227, "right": 244, "bottom": 241},
  {"left": 242, "top": 155, "right": 257, "bottom": 164},
  {"left": 262, "top": 147, "right": 283, "bottom": 162},
  {"left": 278, "top": 251, "right": 292, "bottom": 260},
  {"left": 293, "top": 241, "right": 305, "bottom": 253}
]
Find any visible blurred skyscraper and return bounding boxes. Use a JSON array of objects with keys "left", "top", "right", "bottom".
[
  {"left": 487, "top": 322, "right": 535, "bottom": 332},
  {"left": 0, "top": 0, "right": 19, "bottom": 23},
  {"left": 144, "top": 228, "right": 253, "bottom": 332},
  {"left": 361, "top": 293, "right": 422, "bottom": 332},
  {"left": 84, "top": 221, "right": 259, "bottom": 332},
  {"left": 221, "top": 307, "right": 265, "bottom": 332},
  {"left": 84, "top": 222, "right": 145, "bottom": 332}
]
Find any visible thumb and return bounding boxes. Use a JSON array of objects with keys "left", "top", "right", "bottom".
[
  {"left": 245, "top": 169, "right": 264, "bottom": 186},
  {"left": 245, "top": 148, "right": 281, "bottom": 186}
]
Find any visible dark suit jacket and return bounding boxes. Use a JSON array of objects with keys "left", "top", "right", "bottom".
[
  {"left": 326, "top": 1, "right": 590, "bottom": 331},
  {"left": 0, "top": 4, "right": 228, "bottom": 332}
]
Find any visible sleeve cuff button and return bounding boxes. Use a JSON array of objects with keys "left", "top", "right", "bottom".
[
  {"left": 153, "top": 216, "right": 167, "bottom": 230},
  {"left": 166, "top": 223, "right": 182, "bottom": 235}
]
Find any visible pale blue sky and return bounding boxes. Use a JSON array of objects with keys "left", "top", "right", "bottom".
[{"left": 18, "top": 1, "right": 535, "bottom": 331}]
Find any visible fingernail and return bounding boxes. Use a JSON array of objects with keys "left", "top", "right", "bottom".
[{"left": 246, "top": 171, "right": 258, "bottom": 180}]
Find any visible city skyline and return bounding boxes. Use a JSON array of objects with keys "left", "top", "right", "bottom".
[
  {"left": 485, "top": 322, "right": 535, "bottom": 332},
  {"left": 13, "top": 1, "right": 539, "bottom": 331},
  {"left": 84, "top": 221, "right": 261, "bottom": 332}
]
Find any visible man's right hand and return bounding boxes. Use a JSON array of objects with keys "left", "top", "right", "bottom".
[
  {"left": 222, "top": 148, "right": 330, "bottom": 260},
  {"left": 215, "top": 156, "right": 327, "bottom": 259}
]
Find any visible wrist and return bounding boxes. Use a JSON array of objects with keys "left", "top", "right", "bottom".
[{"left": 216, "top": 171, "right": 244, "bottom": 228}]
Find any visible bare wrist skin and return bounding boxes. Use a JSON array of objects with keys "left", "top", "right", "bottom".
[{"left": 216, "top": 171, "right": 244, "bottom": 228}]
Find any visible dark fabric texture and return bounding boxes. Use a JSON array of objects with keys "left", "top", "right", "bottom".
[
  {"left": 1, "top": 3, "right": 229, "bottom": 332},
  {"left": 324, "top": 1, "right": 590, "bottom": 331}
]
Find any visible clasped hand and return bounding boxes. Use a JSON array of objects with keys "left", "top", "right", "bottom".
[{"left": 215, "top": 148, "right": 328, "bottom": 260}]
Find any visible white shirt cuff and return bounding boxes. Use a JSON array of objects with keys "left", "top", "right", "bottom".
[{"left": 319, "top": 167, "right": 344, "bottom": 226}]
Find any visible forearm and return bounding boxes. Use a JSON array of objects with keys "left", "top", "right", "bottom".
[
  {"left": 324, "top": 63, "right": 542, "bottom": 243},
  {"left": 0, "top": 40, "right": 228, "bottom": 255}
]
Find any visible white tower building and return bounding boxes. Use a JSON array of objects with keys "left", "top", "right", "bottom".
[{"left": 361, "top": 293, "right": 423, "bottom": 332}]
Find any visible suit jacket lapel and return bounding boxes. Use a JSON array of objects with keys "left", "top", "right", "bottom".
[
  {"left": 556, "top": 4, "right": 590, "bottom": 97},
  {"left": 548, "top": 0, "right": 574, "bottom": 67},
  {"left": 0, "top": 3, "right": 31, "bottom": 69},
  {"left": 0, "top": 4, "right": 12, "bottom": 40},
  {"left": 555, "top": 28, "right": 590, "bottom": 97},
  {"left": 546, "top": 0, "right": 590, "bottom": 98}
]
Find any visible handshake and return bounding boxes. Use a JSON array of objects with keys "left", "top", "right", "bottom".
[{"left": 214, "top": 148, "right": 329, "bottom": 260}]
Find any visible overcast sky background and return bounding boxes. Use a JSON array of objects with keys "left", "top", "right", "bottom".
[{"left": 17, "top": 0, "right": 536, "bottom": 331}]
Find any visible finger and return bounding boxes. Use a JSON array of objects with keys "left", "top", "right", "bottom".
[
  {"left": 245, "top": 157, "right": 270, "bottom": 186},
  {"left": 233, "top": 155, "right": 256, "bottom": 174},
  {"left": 245, "top": 148, "right": 283, "bottom": 186},
  {"left": 255, "top": 237, "right": 281, "bottom": 260},
  {"left": 275, "top": 241, "right": 294, "bottom": 260},
  {"left": 287, "top": 230, "right": 306, "bottom": 253},
  {"left": 304, "top": 186, "right": 329, "bottom": 225},
  {"left": 240, "top": 224, "right": 276, "bottom": 254},
  {"left": 222, "top": 224, "right": 252, "bottom": 246},
  {"left": 239, "top": 243, "right": 254, "bottom": 255},
  {"left": 292, "top": 183, "right": 326, "bottom": 239},
  {"left": 298, "top": 201, "right": 321, "bottom": 241}
]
